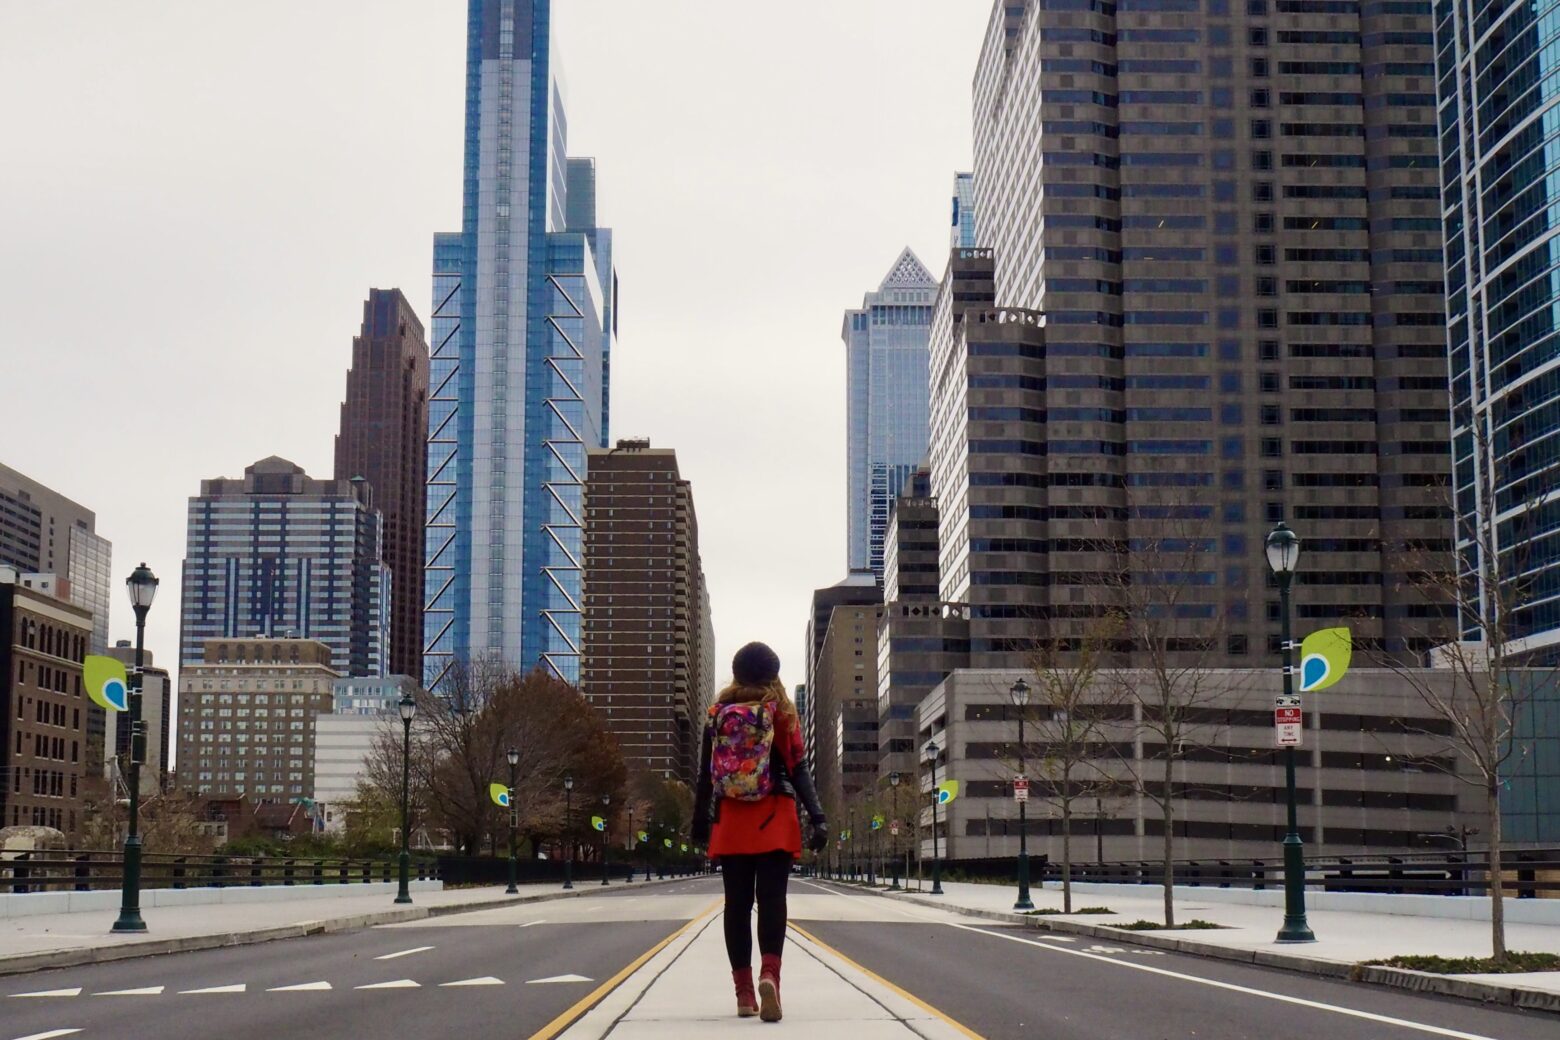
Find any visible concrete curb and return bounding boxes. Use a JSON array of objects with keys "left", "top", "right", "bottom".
[
  {"left": 0, "top": 874, "right": 688, "bottom": 979},
  {"left": 817, "top": 880, "right": 1560, "bottom": 1015}
]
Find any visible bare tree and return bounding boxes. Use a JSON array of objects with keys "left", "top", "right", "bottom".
[
  {"left": 1369, "top": 426, "right": 1541, "bottom": 964},
  {"left": 361, "top": 660, "right": 627, "bottom": 856},
  {"left": 1099, "top": 494, "right": 1248, "bottom": 927},
  {"left": 1020, "top": 615, "right": 1129, "bottom": 912}
]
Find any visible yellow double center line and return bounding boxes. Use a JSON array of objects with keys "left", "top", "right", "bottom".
[{"left": 524, "top": 899, "right": 720, "bottom": 1040}]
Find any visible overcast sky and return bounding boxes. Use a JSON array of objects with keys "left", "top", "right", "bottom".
[{"left": 0, "top": 1, "right": 988, "bottom": 692}]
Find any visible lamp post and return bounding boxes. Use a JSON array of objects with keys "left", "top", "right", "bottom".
[
  {"left": 395, "top": 693, "right": 417, "bottom": 904},
  {"left": 112, "top": 563, "right": 158, "bottom": 933},
  {"left": 868, "top": 812, "right": 877, "bottom": 886},
  {"left": 1266, "top": 522, "right": 1315, "bottom": 943},
  {"left": 625, "top": 806, "right": 635, "bottom": 884},
  {"left": 600, "top": 794, "right": 612, "bottom": 886},
  {"left": 563, "top": 775, "right": 574, "bottom": 890},
  {"left": 923, "top": 739, "right": 944, "bottom": 896},
  {"left": 848, "top": 807, "right": 856, "bottom": 881},
  {"left": 505, "top": 747, "right": 520, "bottom": 894},
  {"left": 1010, "top": 677, "right": 1035, "bottom": 911},
  {"left": 889, "top": 771, "right": 903, "bottom": 890}
]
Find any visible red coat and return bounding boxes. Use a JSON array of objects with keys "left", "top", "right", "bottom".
[{"left": 707, "top": 709, "right": 805, "bottom": 861}]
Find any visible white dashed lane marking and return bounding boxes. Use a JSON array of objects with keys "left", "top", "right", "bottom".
[
  {"left": 356, "top": 979, "right": 420, "bottom": 990},
  {"left": 375, "top": 946, "right": 434, "bottom": 961},
  {"left": 180, "top": 984, "right": 246, "bottom": 994},
  {"left": 441, "top": 977, "right": 504, "bottom": 987},
  {"left": 9, "top": 989, "right": 82, "bottom": 999},
  {"left": 11, "top": 1030, "right": 85, "bottom": 1040},
  {"left": 95, "top": 986, "right": 164, "bottom": 996},
  {"left": 526, "top": 974, "right": 593, "bottom": 984},
  {"left": 268, "top": 981, "right": 332, "bottom": 992}
]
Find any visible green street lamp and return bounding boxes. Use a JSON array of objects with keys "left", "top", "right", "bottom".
[
  {"left": 889, "top": 771, "right": 902, "bottom": 890},
  {"left": 395, "top": 693, "right": 416, "bottom": 904},
  {"left": 562, "top": 774, "right": 574, "bottom": 890},
  {"left": 600, "top": 794, "right": 612, "bottom": 886},
  {"left": 1267, "top": 522, "right": 1315, "bottom": 943},
  {"left": 923, "top": 739, "right": 944, "bottom": 896},
  {"left": 848, "top": 807, "right": 857, "bottom": 881},
  {"left": 505, "top": 747, "right": 520, "bottom": 895},
  {"left": 1011, "top": 676, "right": 1035, "bottom": 911},
  {"left": 112, "top": 563, "right": 158, "bottom": 933}
]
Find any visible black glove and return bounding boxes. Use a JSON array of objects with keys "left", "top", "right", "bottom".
[{"left": 808, "top": 818, "right": 829, "bottom": 853}]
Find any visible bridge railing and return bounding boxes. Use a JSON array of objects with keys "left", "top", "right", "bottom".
[
  {"left": 1042, "top": 848, "right": 1560, "bottom": 898},
  {"left": 0, "top": 850, "right": 439, "bottom": 894}
]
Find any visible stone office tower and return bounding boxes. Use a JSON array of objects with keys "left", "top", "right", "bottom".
[
  {"left": 937, "top": 0, "right": 1456, "bottom": 664},
  {"left": 335, "top": 288, "right": 429, "bottom": 681},
  {"left": 580, "top": 440, "right": 714, "bottom": 784}
]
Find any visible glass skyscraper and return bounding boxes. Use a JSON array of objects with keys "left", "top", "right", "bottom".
[
  {"left": 1439, "top": 0, "right": 1560, "bottom": 657},
  {"left": 951, "top": 172, "right": 979, "bottom": 249},
  {"left": 423, "top": 0, "right": 617, "bottom": 689},
  {"left": 843, "top": 249, "right": 937, "bottom": 583},
  {"left": 180, "top": 457, "right": 388, "bottom": 678}
]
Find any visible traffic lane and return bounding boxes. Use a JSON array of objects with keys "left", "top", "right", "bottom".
[
  {"left": 798, "top": 920, "right": 1556, "bottom": 1040},
  {"left": 0, "top": 918, "right": 689, "bottom": 1040}
]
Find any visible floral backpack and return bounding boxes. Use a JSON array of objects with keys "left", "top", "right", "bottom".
[{"left": 709, "top": 702, "right": 777, "bottom": 801}]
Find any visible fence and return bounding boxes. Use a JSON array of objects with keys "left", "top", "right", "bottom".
[
  {"left": 1041, "top": 848, "right": 1560, "bottom": 898},
  {"left": 0, "top": 849, "right": 438, "bottom": 894},
  {"left": 435, "top": 854, "right": 706, "bottom": 887}
]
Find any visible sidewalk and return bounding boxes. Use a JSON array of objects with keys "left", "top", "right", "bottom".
[
  {"left": 0, "top": 878, "right": 666, "bottom": 977},
  {"left": 849, "top": 877, "right": 1560, "bottom": 1011},
  {"left": 557, "top": 908, "right": 975, "bottom": 1040}
]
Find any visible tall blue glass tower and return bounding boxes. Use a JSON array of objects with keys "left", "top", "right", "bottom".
[
  {"left": 1440, "top": 0, "right": 1560, "bottom": 657},
  {"left": 424, "top": 0, "right": 616, "bottom": 689},
  {"left": 842, "top": 249, "right": 937, "bottom": 583}
]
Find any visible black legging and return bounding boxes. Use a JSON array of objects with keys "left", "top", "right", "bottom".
[{"left": 720, "top": 851, "right": 792, "bottom": 969}]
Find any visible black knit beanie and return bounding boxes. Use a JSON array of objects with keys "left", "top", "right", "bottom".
[{"left": 732, "top": 641, "right": 781, "bottom": 686}]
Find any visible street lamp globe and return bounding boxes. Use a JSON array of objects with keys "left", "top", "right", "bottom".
[
  {"left": 889, "top": 771, "right": 901, "bottom": 788},
  {"left": 922, "top": 739, "right": 940, "bottom": 765},
  {"left": 564, "top": 774, "right": 574, "bottom": 792},
  {"left": 1265, "top": 522, "right": 1301, "bottom": 577},
  {"left": 602, "top": 793, "right": 611, "bottom": 807},
  {"left": 507, "top": 746, "right": 520, "bottom": 768},
  {"left": 126, "top": 563, "right": 159, "bottom": 611},
  {"left": 1010, "top": 677, "right": 1031, "bottom": 708},
  {"left": 398, "top": 694, "right": 417, "bottom": 724}
]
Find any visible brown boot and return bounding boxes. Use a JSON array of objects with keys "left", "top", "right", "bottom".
[
  {"left": 733, "top": 967, "right": 758, "bottom": 1018},
  {"left": 758, "top": 954, "right": 782, "bottom": 1022}
]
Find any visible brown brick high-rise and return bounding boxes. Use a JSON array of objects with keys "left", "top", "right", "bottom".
[
  {"left": 334, "top": 289, "right": 429, "bottom": 680},
  {"left": 581, "top": 440, "right": 714, "bottom": 785}
]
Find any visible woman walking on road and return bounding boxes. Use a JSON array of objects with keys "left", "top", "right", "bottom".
[{"left": 692, "top": 641, "right": 829, "bottom": 1022}]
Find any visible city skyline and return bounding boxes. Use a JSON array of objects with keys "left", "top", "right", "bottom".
[{"left": 0, "top": 1, "right": 980, "bottom": 688}]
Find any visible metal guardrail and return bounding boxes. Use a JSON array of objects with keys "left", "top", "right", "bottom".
[
  {"left": 0, "top": 850, "right": 439, "bottom": 894},
  {"left": 1042, "top": 848, "right": 1560, "bottom": 898}
]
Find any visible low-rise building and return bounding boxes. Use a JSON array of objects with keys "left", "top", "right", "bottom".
[
  {"left": 917, "top": 668, "right": 1487, "bottom": 864},
  {"left": 1, "top": 571, "right": 94, "bottom": 833},
  {"left": 177, "top": 637, "right": 340, "bottom": 802},
  {"left": 106, "top": 640, "right": 171, "bottom": 786}
]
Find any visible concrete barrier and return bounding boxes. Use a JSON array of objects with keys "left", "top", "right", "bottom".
[
  {"left": 1043, "top": 879, "right": 1560, "bottom": 926},
  {"left": 0, "top": 880, "right": 443, "bottom": 919}
]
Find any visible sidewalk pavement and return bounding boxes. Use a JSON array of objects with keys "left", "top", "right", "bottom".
[
  {"left": 852, "top": 877, "right": 1560, "bottom": 1011},
  {"left": 558, "top": 906, "right": 975, "bottom": 1040},
  {"left": 0, "top": 878, "right": 668, "bottom": 977}
]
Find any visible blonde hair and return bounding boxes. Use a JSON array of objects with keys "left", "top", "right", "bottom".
[{"left": 715, "top": 677, "right": 798, "bottom": 723}]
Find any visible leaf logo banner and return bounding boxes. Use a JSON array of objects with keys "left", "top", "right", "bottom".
[
  {"left": 84, "top": 656, "right": 129, "bottom": 712},
  {"left": 1299, "top": 627, "right": 1351, "bottom": 692},
  {"left": 489, "top": 783, "right": 511, "bottom": 808}
]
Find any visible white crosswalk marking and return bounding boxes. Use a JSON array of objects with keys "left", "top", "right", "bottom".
[
  {"left": 9, "top": 988, "right": 82, "bottom": 998},
  {"left": 356, "top": 979, "right": 420, "bottom": 990},
  {"left": 95, "top": 986, "right": 165, "bottom": 996},
  {"left": 440, "top": 977, "right": 505, "bottom": 987},
  {"left": 180, "top": 984, "right": 247, "bottom": 994},
  {"left": 268, "top": 981, "right": 332, "bottom": 992},
  {"left": 375, "top": 946, "right": 434, "bottom": 961}
]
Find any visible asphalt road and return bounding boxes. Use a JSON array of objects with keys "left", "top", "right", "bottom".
[
  {"left": 3, "top": 876, "right": 1554, "bottom": 1040},
  {"left": 0, "top": 878, "right": 717, "bottom": 1040},
  {"left": 792, "top": 879, "right": 1558, "bottom": 1040}
]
